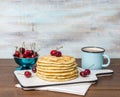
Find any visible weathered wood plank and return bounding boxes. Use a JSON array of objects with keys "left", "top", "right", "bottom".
[{"left": 0, "top": 0, "right": 120, "bottom": 58}]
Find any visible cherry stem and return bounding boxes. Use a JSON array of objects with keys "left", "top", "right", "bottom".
[
  {"left": 88, "top": 64, "right": 95, "bottom": 69},
  {"left": 30, "top": 43, "right": 33, "bottom": 50},
  {"left": 56, "top": 46, "right": 63, "bottom": 50},
  {"left": 30, "top": 42, "right": 36, "bottom": 51},
  {"left": 37, "top": 48, "right": 40, "bottom": 52},
  {"left": 31, "top": 43, "right": 35, "bottom": 51},
  {"left": 30, "top": 43, "right": 32, "bottom": 50},
  {"left": 22, "top": 42, "right": 25, "bottom": 48},
  {"left": 15, "top": 46, "right": 18, "bottom": 51}
]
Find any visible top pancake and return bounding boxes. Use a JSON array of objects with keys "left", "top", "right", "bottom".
[{"left": 37, "top": 55, "right": 76, "bottom": 65}]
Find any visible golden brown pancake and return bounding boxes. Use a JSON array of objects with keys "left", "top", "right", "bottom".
[
  {"left": 36, "top": 73, "right": 78, "bottom": 82},
  {"left": 37, "top": 55, "right": 75, "bottom": 65},
  {"left": 37, "top": 67, "right": 76, "bottom": 73},
  {"left": 37, "top": 69, "right": 78, "bottom": 76}
]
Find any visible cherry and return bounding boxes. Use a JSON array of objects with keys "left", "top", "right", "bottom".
[
  {"left": 30, "top": 50, "right": 34, "bottom": 55},
  {"left": 80, "top": 71, "right": 87, "bottom": 77},
  {"left": 19, "top": 47, "right": 25, "bottom": 54},
  {"left": 55, "top": 51, "right": 62, "bottom": 57},
  {"left": 23, "top": 53, "right": 27, "bottom": 58},
  {"left": 84, "top": 69, "right": 91, "bottom": 75},
  {"left": 32, "top": 66, "right": 36, "bottom": 73},
  {"left": 24, "top": 71, "right": 32, "bottom": 78},
  {"left": 14, "top": 51, "right": 20, "bottom": 57},
  {"left": 34, "top": 52, "right": 38, "bottom": 56},
  {"left": 50, "top": 50, "right": 57, "bottom": 56},
  {"left": 31, "top": 54, "right": 36, "bottom": 58},
  {"left": 25, "top": 50, "right": 31, "bottom": 54},
  {"left": 24, "top": 50, "right": 31, "bottom": 57}
]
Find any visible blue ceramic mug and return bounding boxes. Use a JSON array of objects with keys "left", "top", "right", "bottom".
[{"left": 81, "top": 46, "right": 110, "bottom": 70}]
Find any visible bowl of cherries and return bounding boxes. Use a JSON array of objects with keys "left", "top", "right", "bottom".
[{"left": 13, "top": 43, "right": 39, "bottom": 70}]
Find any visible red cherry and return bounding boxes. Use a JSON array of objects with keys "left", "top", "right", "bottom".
[
  {"left": 19, "top": 47, "right": 25, "bottom": 54},
  {"left": 55, "top": 51, "right": 62, "bottom": 57},
  {"left": 30, "top": 50, "right": 34, "bottom": 55},
  {"left": 34, "top": 52, "right": 38, "bottom": 56},
  {"left": 24, "top": 71, "right": 32, "bottom": 78},
  {"left": 24, "top": 50, "right": 31, "bottom": 57},
  {"left": 26, "top": 50, "right": 31, "bottom": 53},
  {"left": 31, "top": 54, "right": 36, "bottom": 58},
  {"left": 23, "top": 53, "right": 27, "bottom": 58},
  {"left": 14, "top": 51, "right": 20, "bottom": 57},
  {"left": 32, "top": 66, "right": 36, "bottom": 73},
  {"left": 80, "top": 71, "right": 87, "bottom": 77},
  {"left": 84, "top": 69, "right": 91, "bottom": 75},
  {"left": 50, "top": 50, "right": 57, "bottom": 56}
]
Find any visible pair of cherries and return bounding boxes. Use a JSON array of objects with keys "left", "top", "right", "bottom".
[
  {"left": 24, "top": 66, "right": 36, "bottom": 78},
  {"left": 50, "top": 46, "right": 63, "bottom": 57},
  {"left": 80, "top": 69, "right": 91, "bottom": 77},
  {"left": 50, "top": 50, "right": 62, "bottom": 57}
]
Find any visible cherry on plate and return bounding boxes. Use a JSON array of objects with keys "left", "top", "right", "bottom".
[
  {"left": 84, "top": 69, "right": 91, "bottom": 75},
  {"left": 32, "top": 66, "right": 37, "bottom": 73},
  {"left": 80, "top": 71, "right": 87, "bottom": 77},
  {"left": 24, "top": 71, "right": 32, "bottom": 78}
]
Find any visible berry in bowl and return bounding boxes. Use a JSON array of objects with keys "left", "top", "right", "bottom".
[{"left": 13, "top": 42, "right": 39, "bottom": 70}]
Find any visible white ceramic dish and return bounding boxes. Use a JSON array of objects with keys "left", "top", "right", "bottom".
[{"left": 14, "top": 67, "right": 113, "bottom": 88}]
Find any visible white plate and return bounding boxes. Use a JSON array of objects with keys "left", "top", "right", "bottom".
[{"left": 14, "top": 67, "right": 113, "bottom": 88}]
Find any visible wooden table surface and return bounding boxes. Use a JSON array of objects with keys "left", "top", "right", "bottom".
[{"left": 0, "top": 59, "right": 120, "bottom": 97}]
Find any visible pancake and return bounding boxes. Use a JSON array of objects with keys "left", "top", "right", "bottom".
[
  {"left": 36, "top": 73, "right": 78, "bottom": 82},
  {"left": 36, "top": 55, "right": 78, "bottom": 82},
  {"left": 37, "top": 65, "right": 75, "bottom": 70},
  {"left": 37, "top": 55, "right": 75, "bottom": 65},
  {"left": 37, "top": 62, "right": 77, "bottom": 67},
  {"left": 37, "top": 69, "right": 78, "bottom": 76},
  {"left": 37, "top": 62, "right": 77, "bottom": 70},
  {"left": 37, "top": 67, "right": 76, "bottom": 73}
]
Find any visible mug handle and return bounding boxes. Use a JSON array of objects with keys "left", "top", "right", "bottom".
[{"left": 102, "top": 54, "right": 110, "bottom": 67}]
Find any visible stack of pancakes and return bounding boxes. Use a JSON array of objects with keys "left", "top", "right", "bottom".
[{"left": 36, "top": 55, "right": 78, "bottom": 82}]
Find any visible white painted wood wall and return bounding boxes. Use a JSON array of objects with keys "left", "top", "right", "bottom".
[{"left": 0, "top": 0, "right": 120, "bottom": 58}]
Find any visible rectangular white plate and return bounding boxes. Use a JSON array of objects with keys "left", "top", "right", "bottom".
[{"left": 14, "top": 67, "right": 113, "bottom": 88}]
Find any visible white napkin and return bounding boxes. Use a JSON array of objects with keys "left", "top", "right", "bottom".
[{"left": 15, "top": 83, "right": 94, "bottom": 96}]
